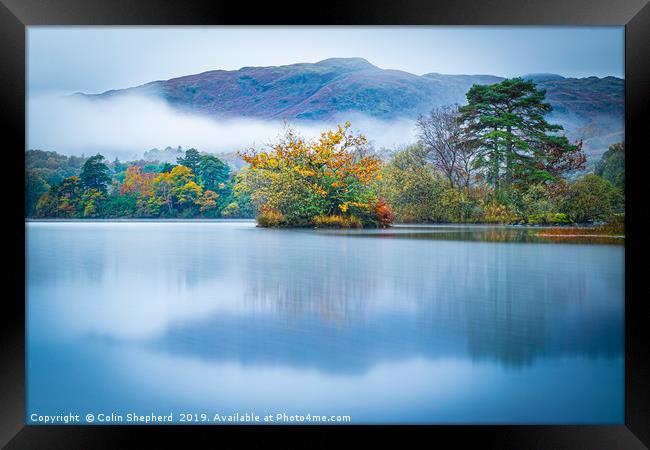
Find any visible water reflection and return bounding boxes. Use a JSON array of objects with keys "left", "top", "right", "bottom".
[
  {"left": 148, "top": 227, "right": 622, "bottom": 370},
  {"left": 26, "top": 221, "right": 624, "bottom": 422},
  {"left": 317, "top": 225, "right": 624, "bottom": 245}
]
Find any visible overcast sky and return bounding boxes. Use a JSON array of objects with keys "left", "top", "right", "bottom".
[{"left": 28, "top": 26, "right": 624, "bottom": 95}]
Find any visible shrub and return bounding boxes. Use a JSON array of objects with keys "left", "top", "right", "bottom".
[
  {"left": 560, "top": 174, "right": 622, "bottom": 223},
  {"left": 379, "top": 147, "right": 448, "bottom": 223},
  {"left": 312, "top": 215, "right": 363, "bottom": 229},
  {"left": 256, "top": 209, "right": 287, "bottom": 228},
  {"left": 525, "top": 212, "right": 572, "bottom": 225},
  {"left": 440, "top": 188, "right": 479, "bottom": 223},
  {"left": 520, "top": 184, "right": 558, "bottom": 216},
  {"left": 481, "top": 202, "right": 517, "bottom": 224},
  {"left": 374, "top": 198, "right": 395, "bottom": 227}
]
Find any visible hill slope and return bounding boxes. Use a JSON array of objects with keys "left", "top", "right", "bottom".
[{"left": 83, "top": 58, "right": 623, "bottom": 157}]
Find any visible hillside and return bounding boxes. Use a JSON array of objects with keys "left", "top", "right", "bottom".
[{"left": 82, "top": 58, "right": 623, "bottom": 158}]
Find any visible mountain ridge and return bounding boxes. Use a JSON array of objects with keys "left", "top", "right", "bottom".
[{"left": 80, "top": 58, "right": 624, "bottom": 157}]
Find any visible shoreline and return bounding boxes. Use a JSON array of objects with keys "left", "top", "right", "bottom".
[
  {"left": 25, "top": 218, "right": 256, "bottom": 223},
  {"left": 537, "top": 233, "right": 624, "bottom": 239},
  {"left": 25, "top": 218, "right": 614, "bottom": 230}
]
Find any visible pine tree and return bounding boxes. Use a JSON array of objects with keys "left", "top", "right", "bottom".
[
  {"left": 80, "top": 154, "right": 111, "bottom": 193},
  {"left": 177, "top": 148, "right": 201, "bottom": 173},
  {"left": 458, "top": 78, "right": 581, "bottom": 190},
  {"left": 197, "top": 155, "right": 230, "bottom": 191}
]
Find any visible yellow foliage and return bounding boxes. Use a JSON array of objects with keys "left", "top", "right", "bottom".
[
  {"left": 312, "top": 215, "right": 362, "bottom": 229},
  {"left": 256, "top": 209, "right": 287, "bottom": 227},
  {"left": 238, "top": 122, "right": 384, "bottom": 226},
  {"left": 240, "top": 122, "right": 380, "bottom": 187}
]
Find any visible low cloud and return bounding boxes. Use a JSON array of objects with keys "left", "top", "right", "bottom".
[{"left": 28, "top": 93, "right": 419, "bottom": 160}]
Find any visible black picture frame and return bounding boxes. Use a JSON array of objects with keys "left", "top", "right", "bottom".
[{"left": 2, "top": 0, "right": 648, "bottom": 447}]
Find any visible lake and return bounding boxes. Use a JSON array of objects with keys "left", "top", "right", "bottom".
[{"left": 26, "top": 221, "right": 624, "bottom": 424}]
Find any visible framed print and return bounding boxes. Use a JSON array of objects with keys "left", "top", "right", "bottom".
[{"left": 2, "top": 0, "right": 649, "bottom": 447}]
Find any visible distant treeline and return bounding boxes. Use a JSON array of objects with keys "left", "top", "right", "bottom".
[
  {"left": 26, "top": 149, "right": 253, "bottom": 219},
  {"left": 26, "top": 77, "right": 625, "bottom": 226}
]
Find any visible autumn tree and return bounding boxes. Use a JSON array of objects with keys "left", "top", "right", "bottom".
[
  {"left": 151, "top": 172, "right": 174, "bottom": 214},
  {"left": 149, "top": 165, "right": 204, "bottom": 216},
  {"left": 120, "top": 166, "right": 154, "bottom": 196},
  {"left": 195, "top": 190, "right": 219, "bottom": 214},
  {"left": 239, "top": 122, "right": 389, "bottom": 227},
  {"left": 524, "top": 139, "right": 586, "bottom": 185},
  {"left": 36, "top": 176, "right": 83, "bottom": 217}
]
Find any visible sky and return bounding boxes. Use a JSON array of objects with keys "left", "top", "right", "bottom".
[
  {"left": 27, "top": 26, "right": 624, "bottom": 158},
  {"left": 28, "top": 26, "right": 624, "bottom": 95}
]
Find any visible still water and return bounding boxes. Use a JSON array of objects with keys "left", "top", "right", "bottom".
[{"left": 26, "top": 221, "right": 624, "bottom": 424}]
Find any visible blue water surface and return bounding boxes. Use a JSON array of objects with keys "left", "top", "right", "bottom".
[{"left": 26, "top": 221, "right": 624, "bottom": 424}]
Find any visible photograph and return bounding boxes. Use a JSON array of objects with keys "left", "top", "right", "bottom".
[{"left": 25, "top": 25, "right": 626, "bottom": 426}]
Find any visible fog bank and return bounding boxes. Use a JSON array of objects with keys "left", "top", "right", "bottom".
[{"left": 28, "top": 93, "right": 419, "bottom": 160}]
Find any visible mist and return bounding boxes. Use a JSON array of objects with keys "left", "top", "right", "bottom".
[{"left": 27, "top": 93, "right": 419, "bottom": 161}]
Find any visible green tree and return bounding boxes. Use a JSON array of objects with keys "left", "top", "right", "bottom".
[
  {"left": 26, "top": 169, "right": 50, "bottom": 216},
  {"left": 177, "top": 148, "right": 201, "bottom": 173},
  {"left": 26, "top": 150, "right": 87, "bottom": 187},
  {"left": 80, "top": 154, "right": 111, "bottom": 193},
  {"left": 379, "top": 144, "right": 478, "bottom": 223},
  {"left": 160, "top": 162, "right": 176, "bottom": 173},
  {"left": 197, "top": 154, "right": 230, "bottom": 191},
  {"left": 221, "top": 202, "right": 242, "bottom": 218},
  {"left": 458, "top": 78, "right": 580, "bottom": 190},
  {"left": 560, "top": 174, "right": 622, "bottom": 223},
  {"left": 228, "top": 169, "right": 256, "bottom": 218},
  {"left": 112, "top": 157, "right": 125, "bottom": 173},
  {"left": 595, "top": 142, "right": 624, "bottom": 193}
]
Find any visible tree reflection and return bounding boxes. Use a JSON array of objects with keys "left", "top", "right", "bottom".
[
  {"left": 28, "top": 223, "right": 624, "bottom": 373},
  {"left": 147, "top": 225, "right": 624, "bottom": 372}
]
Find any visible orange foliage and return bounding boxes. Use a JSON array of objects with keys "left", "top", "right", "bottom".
[
  {"left": 120, "top": 166, "right": 154, "bottom": 196},
  {"left": 374, "top": 198, "right": 395, "bottom": 227}
]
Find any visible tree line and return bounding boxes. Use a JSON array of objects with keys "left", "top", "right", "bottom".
[
  {"left": 27, "top": 77, "right": 624, "bottom": 226},
  {"left": 27, "top": 149, "right": 252, "bottom": 219}
]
